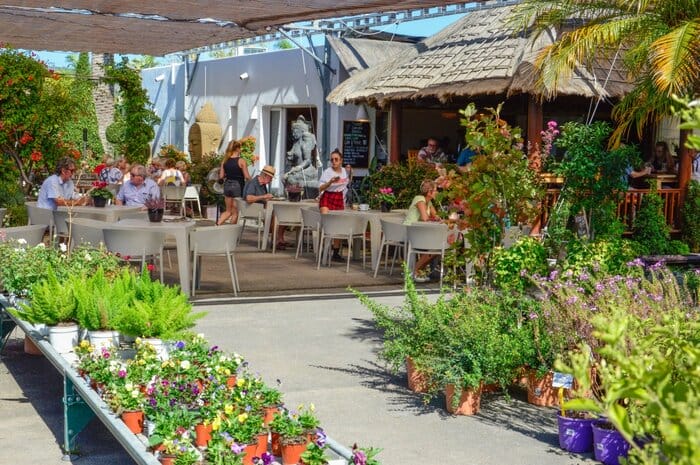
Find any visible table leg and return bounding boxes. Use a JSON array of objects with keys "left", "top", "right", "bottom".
[
  {"left": 63, "top": 376, "right": 95, "bottom": 458},
  {"left": 261, "top": 206, "right": 273, "bottom": 251},
  {"left": 368, "top": 216, "right": 382, "bottom": 271},
  {"left": 174, "top": 230, "right": 191, "bottom": 296}
]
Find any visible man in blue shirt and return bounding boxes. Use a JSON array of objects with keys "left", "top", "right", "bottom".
[
  {"left": 37, "top": 157, "right": 87, "bottom": 210},
  {"left": 115, "top": 164, "right": 160, "bottom": 207},
  {"left": 457, "top": 147, "right": 476, "bottom": 172}
]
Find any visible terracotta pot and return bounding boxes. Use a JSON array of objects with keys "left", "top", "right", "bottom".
[
  {"left": 406, "top": 356, "right": 430, "bottom": 393},
  {"left": 24, "top": 335, "right": 42, "bottom": 356},
  {"left": 271, "top": 432, "right": 281, "bottom": 456},
  {"left": 255, "top": 432, "right": 268, "bottom": 457},
  {"left": 280, "top": 441, "right": 307, "bottom": 465},
  {"left": 159, "top": 454, "right": 176, "bottom": 465},
  {"left": 226, "top": 374, "right": 237, "bottom": 388},
  {"left": 481, "top": 382, "right": 500, "bottom": 394},
  {"left": 121, "top": 409, "right": 144, "bottom": 434},
  {"left": 242, "top": 442, "right": 258, "bottom": 465},
  {"left": 444, "top": 384, "right": 481, "bottom": 415},
  {"left": 527, "top": 370, "right": 558, "bottom": 407},
  {"left": 194, "top": 423, "right": 213, "bottom": 447},
  {"left": 263, "top": 406, "right": 278, "bottom": 426}
]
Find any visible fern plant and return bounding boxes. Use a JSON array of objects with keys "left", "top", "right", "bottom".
[
  {"left": 11, "top": 266, "right": 77, "bottom": 325},
  {"left": 74, "top": 268, "right": 134, "bottom": 331},
  {"left": 114, "top": 269, "right": 205, "bottom": 339}
]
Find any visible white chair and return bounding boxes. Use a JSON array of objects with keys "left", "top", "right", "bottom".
[
  {"left": 317, "top": 213, "right": 364, "bottom": 273},
  {"left": 68, "top": 218, "right": 105, "bottom": 249},
  {"left": 183, "top": 184, "right": 202, "bottom": 218},
  {"left": 296, "top": 207, "right": 321, "bottom": 260},
  {"left": 0, "top": 224, "right": 48, "bottom": 247},
  {"left": 235, "top": 198, "right": 264, "bottom": 248},
  {"left": 351, "top": 215, "right": 368, "bottom": 269},
  {"left": 406, "top": 222, "right": 450, "bottom": 287},
  {"left": 26, "top": 202, "right": 54, "bottom": 241},
  {"left": 162, "top": 185, "right": 186, "bottom": 216},
  {"left": 190, "top": 224, "right": 243, "bottom": 297},
  {"left": 374, "top": 218, "right": 407, "bottom": 278},
  {"left": 272, "top": 203, "right": 303, "bottom": 254},
  {"left": 52, "top": 209, "right": 74, "bottom": 246},
  {"left": 103, "top": 229, "right": 165, "bottom": 281}
]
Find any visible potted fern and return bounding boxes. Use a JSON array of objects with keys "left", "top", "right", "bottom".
[
  {"left": 74, "top": 268, "right": 134, "bottom": 351},
  {"left": 11, "top": 266, "right": 79, "bottom": 354},
  {"left": 113, "top": 269, "right": 205, "bottom": 358}
]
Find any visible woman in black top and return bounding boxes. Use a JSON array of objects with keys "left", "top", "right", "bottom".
[{"left": 217, "top": 139, "right": 251, "bottom": 225}]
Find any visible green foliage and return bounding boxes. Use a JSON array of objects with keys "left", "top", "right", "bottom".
[
  {"left": 632, "top": 190, "right": 671, "bottom": 255},
  {"left": 554, "top": 121, "right": 640, "bottom": 239},
  {"left": 190, "top": 153, "right": 224, "bottom": 205},
  {"left": 11, "top": 267, "right": 77, "bottom": 324},
  {"left": 365, "top": 161, "right": 437, "bottom": 209},
  {"left": 559, "top": 278, "right": 700, "bottom": 465},
  {"left": 103, "top": 58, "right": 160, "bottom": 163},
  {"left": 0, "top": 47, "right": 84, "bottom": 193},
  {"left": 114, "top": 269, "right": 205, "bottom": 338},
  {"left": 300, "top": 442, "right": 329, "bottom": 465},
  {"left": 676, "top": 96, "right": 700, "bottom": 150},
  {"left": 74, "top": 268, "right": 134, "bottom": 330},
  {"left": 681, "top": 180, "right": 700, "bottom": 252},
  {"left": 158, "top": 144, "right": 188, "bottom": 163},
  {"left": 490, "top": 236, "right": 548, "bottom": 291},
  {"left": 563, "top": 237, "right": 641, "bottom": 275}
]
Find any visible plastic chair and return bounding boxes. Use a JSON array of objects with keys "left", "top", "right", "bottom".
[
  {"left": 406, "top": 222, "right": 449, "bottom": 287},
  {"left": 272, "top": 203, "right": 303, "bottom": 254},
  {"left": 296, "top": 207, "right": 321, "bottom": 260},
  {"left": 52, "top": 209, "right": 73, "bottom": 245},
  {"left": 26, "top": 202, "right": 54, "bottom": 241},
  {"left": 103, "top": 229, "right": 165, "bottom": 281},
  {"left": 235, "top": 198, "right": 264, "bottom": 248},
  {"left": 68, "top": 217, "right": 105, "bottom": 249},
  {"left": 317, "top": 213, "right": 364, "bottom": 273},
  {"left": 190, "top": 224, "right": 243, "bottom": 296},
  {"left": 374, "top": 218, "right": 407, "bottom": 278},
  {"left": 183, "top": 184, "right": 202, "bottom": 218},
  {"left": 0, "top": 224, "right": 48, "bottom": 247},
  {"left": 162, "top": 185, "right": 186, "bottom": 216}
]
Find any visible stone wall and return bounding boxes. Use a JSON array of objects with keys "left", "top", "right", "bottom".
[{"left": 92, "top": 53, "right": 115, "bottom": 154}]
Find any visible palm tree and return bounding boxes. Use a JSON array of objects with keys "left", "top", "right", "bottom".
[{"left": 512, "top": 0, "right": 700, "bottom": 145}]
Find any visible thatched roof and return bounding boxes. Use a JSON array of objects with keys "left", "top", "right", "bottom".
[
  {"left": 327, "top": 5, "right": 633, "bottom": 105},
  {"left": 0, "top": 0, "right": 461, "bottom": 55},
  {"left": 327, "top": 36, "right": 416, "bottom": 76}
]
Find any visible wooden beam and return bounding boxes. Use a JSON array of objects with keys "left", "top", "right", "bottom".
[
  {"left": 679, "top": 129, "right": 693, "bottom": 201},
  {"left": 527, "top": 95, "right": 543, "bottom": 170},
  {"left": 390, "top": 101, "right": 401, "bottom": 164}
]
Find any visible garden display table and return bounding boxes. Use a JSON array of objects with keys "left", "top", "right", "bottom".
[{"left": 0, "top": 295, "right": 160, "bottom": 464}]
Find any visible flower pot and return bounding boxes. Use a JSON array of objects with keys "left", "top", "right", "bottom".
[
  {"left": 270, "top": 432, "right": 281, "bottom": 456},
  {"left": 280, "top": 441, "right": 307, "bottom": 465},
  {"left": 142, "top": 337, "right": 169, "bottom": 360},
  {"left": 380, "top": 201, "right": 391, "bottom": 213},
  {"left": 24, "top": 335, "right": 42, "bottom": 355},
  {"left": 159, "top": 454, "right": 176, "bottom": 465},
  {"left": 255, "top": 432, "right": 268, "bottom": 458},
  {"left": 48, "top": 323, "right": 79, "bottom": 354},
  {"left": 194, "top": 423, "right": 213, "bottom": 447},
  {"left": 263, "top": 406, "right": 277, "bottom": 427},
  {"left": 121, "top": 409, "right": 144, "bottom": 434},
  {"left": 527, "top": 370, "right": 558, "bottom": 407},
  {"left": 148, "top": 208, "right": 164, "bottom": 223},
  {"left": 92, "top": 197, "right": 108, "bottom": 208},
  {"left": 406, "top": 356, "right": 430, "bottom": 393},
  {"left": 557, "top": 414, "right": 594, "bottom": 453},
  {"left": 243, "top": 442, "right": 258, "bottom": 465},
  {"left": 88, "top": 330, "right": 119, "bottom": 352},
  {"left": 444, "top": 384, "right": 481, "bottom": 415},
  {"left": 592, "top": 421, "right": 630, "bottom": 465}
]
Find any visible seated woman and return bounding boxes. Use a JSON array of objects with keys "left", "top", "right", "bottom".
[
  {"left": 403, "top": 180, "right": 439, "bottom": 282},
  {"left": 158, "top": 159, "right": 185, "bottom": 186}
]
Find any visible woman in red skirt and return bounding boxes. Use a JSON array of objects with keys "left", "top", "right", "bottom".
[{"left": 319, "top": 149, "right": 352, "bottom": 261}]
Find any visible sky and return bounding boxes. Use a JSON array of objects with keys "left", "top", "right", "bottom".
[{"left": 34, "top": 12, "right": 465, "bottom": 70}]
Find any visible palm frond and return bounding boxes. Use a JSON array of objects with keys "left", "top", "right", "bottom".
[{"left": 650, "top": 20, "right": 700, "bottom": 95}]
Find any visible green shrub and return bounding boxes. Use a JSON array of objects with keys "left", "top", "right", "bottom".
[
  {"left": 632, "top": 190, "right": 671, "bottom": 254},
  {"left": 681, "top": 180, "right": 700, "bottom": 252},
  {"left": 490, "top": 236, "right": 548, "bottom": 291}
]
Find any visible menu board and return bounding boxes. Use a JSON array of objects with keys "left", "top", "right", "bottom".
[{"left": 342, "top": 120, "right": 370, "bottom": 168}]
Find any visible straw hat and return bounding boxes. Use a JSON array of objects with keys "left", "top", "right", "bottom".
[{"left": 261, "top": 165, "right": 276, "bottom": 177}]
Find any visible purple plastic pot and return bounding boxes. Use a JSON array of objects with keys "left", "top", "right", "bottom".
[
  {"left": 557, "top": 414, "right": 594, "bottom": 453},
  {"left": 592, "top": 421, "right": 630, "bottom": 465}
]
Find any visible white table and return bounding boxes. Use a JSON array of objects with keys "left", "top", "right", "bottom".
[
  {"left": 260, "top": 199, "right": 318, "bottom": 251},
  {"left": 56, "top": 204, "right": 144, "bottom": 222}
]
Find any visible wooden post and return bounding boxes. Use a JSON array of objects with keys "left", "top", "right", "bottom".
[
  {"left": 389, "top": 101, "right": 401, "bottom": 164},
  {"left": 527, "top": 95, "right": 543, "bottom": 170},
  {"left": 679, "top": 129, "right": 693, "bottom": 201}
]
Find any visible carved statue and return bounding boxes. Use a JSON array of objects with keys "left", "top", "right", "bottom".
[
  {"left": 284, "top": 115, "right": 320, "bottom": 195},
  {"left": 188, "top": 102, "right": 222, "bottom": 163}
]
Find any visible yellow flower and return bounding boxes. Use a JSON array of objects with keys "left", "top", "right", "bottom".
[
  {"left": 79, "top": 340, "right": 90, "bottom": 348},
  {"left": 212, "top": 417, "right": 221, "bottom": 431},
  {"left": 237, "top": 412, "right": 248, "bottom": 423},
  {"left": 224, "top": 404, "right": 234, "bottom": 415},
  {"left": 309, "top": 403, "right": 315, "bottom": 411},
  {"left": 237, "top": 378, "right": 245, "bottom": 388}
]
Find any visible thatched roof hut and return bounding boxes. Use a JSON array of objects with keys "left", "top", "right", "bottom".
[{"left": 327, "top": 5, "right": 632, "bottom": 106}]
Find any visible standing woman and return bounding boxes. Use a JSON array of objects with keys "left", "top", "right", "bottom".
[
  {"left": 218, "top": 139, "right": 251, "bottom": 225},
  {"left": 318, "top": 149, "right": 352, "bottom": 261}
]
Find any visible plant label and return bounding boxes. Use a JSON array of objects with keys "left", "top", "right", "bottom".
[{"left": 552, "top": 372, "right": 574, "bottom": 389}]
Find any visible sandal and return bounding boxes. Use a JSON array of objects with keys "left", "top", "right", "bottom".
[{"left": 275, "top": 242, "right": 287, "bottom": 250}]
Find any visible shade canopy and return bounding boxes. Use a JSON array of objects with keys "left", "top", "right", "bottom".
[{"left": 0, "top": 1, "right": 465, "bottom": 55}]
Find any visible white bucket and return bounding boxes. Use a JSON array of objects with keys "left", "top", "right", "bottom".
[
  {"left": 48, "top": 324, "right": 80, "bottom": 354},
  {"left": 88, "top": 330, "right": 120, "bottom": 353},
  {"left": 142, "top": 337, "right": 169, "bottom": 360}
]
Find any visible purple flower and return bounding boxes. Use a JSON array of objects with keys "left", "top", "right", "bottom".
[
  {"left": 230, "top": 442, "right": 245, "bottom": 454},
  {"left": 261, "top": 452, "right": 273, "bottom": 465},
  {"left": 221, "top": 432, "right": 232, "bottom": 442},
  {"left": 627, "top": 258, "right": 644, "bottom": 267},
  {"left": 175, "top": 341, "right": 185, "bottom": 350},
  {"left": 528, "top": 312, "right": 538, "bottom": 320},
  {"left": 149, "top": 398, "right": 157, "bottom": 407},
  {"left": 315, "top": 428, "right": 327, "bottom": 447},
  {"left": 353, "top": 450, "right": 367, "bottom": 465}
]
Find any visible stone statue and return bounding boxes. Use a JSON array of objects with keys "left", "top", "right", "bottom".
[
  {"left": 284, "top": 115, "right": 320, "bottom": 196},
  {"left": 188, "top": 102, "right": 222, "bottom": 163}
]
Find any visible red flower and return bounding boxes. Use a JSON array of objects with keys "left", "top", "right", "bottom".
[
  {"left": 30, "top": 150, "right": 42, "bottom": 162},
  {"left": 147, "top": 264, "right": 155, "bottom": 272},
  {"left": 92, "top": 181, "right": 108, "bottom": 189},
  {"left": 19, "top": 131, "right": 33, "bottom": 145},
  {"left": 70, "top": 149, "right": 81, "bottom": 159}
]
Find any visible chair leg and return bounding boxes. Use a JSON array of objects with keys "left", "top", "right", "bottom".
[
  {"left": 226, "top": 253, "right": 237, "bottom": 297},
  {"left": 272, "top": 225, "right": 278, "bottom": 254},
  {"left": 231, "top": 253, "right": 240, "bottom": 293},
  {"left": 373, "top": 239, "right": 385, "bottom": 278},
  {"left": 439, "top": 251, "right": 444, "bottom": 288},
  {"left": 345, "top": 238, "right": 351, "bottom": 273},
  {"left": 316, "top": 232, "right": 325, "bottom": 270},
  {"left": 389, "top": 245, "right": 400, "bottom": 276},
  {"left": 191, "top": 248, "right": 198, "bottom": 297},
  {"left": 295, "top": 227, "right": 303, "bottom": 259}
]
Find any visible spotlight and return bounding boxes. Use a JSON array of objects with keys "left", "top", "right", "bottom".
[
  {"left": 239, "top": 72, "right": 249, "bottom": 81},
  {"left": 154, "top": 74, "right": 165, "bottom": 83}
]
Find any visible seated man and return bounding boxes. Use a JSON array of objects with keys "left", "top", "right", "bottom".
[
  {"left": 418, "top": 137, "right": 448, "bottom": 165},
  {"left": 37, "top": 157, "right": 88, "bottom": 210},
  {"left": 243, "top": 165, "right": 286, "bottom": 248},
  {"left": 115, "top": 164, "right": 160, "bottom": 207}
]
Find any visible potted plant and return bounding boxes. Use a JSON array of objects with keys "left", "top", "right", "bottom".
[
  {"left": 11, "top": 267, "right": 79, "bottom": 353},
  {"left": 350, "top": 444, "right": 383, "bottom": 465},
  {"left": 300, "top": 430, "right": 329, "bottom": 465},
  {"left": 270, "top": 409, "right": 308, "bottom": 465},
  {"left": 90, "top": 180, "right": 113, "bottom": 207},
  {"left": 205, "top": 431, "right": 246, "bottom": 465},
  {"left": 105, "top": 380, "right": 147, "bottom": 434},
  {"left": 144, "top": 196, "right": 165, "bottom": 222},
  {"left": 374, "top": 187, "right": 396, "bottom": 212}
]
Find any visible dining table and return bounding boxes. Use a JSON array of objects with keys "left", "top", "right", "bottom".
[
  {"left": 56, "top": 204, "right": 145, "bottom": 222},
  {"left": 647, "top": 172, "right": 679, "bottom": 189},
  {"left": 260, "top": 199, "right": 318, "bottom": 251}
]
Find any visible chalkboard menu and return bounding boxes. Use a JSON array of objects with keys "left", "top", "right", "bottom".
[{"left": 342, "top": 120, "right": 370, "bottom": 168}]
